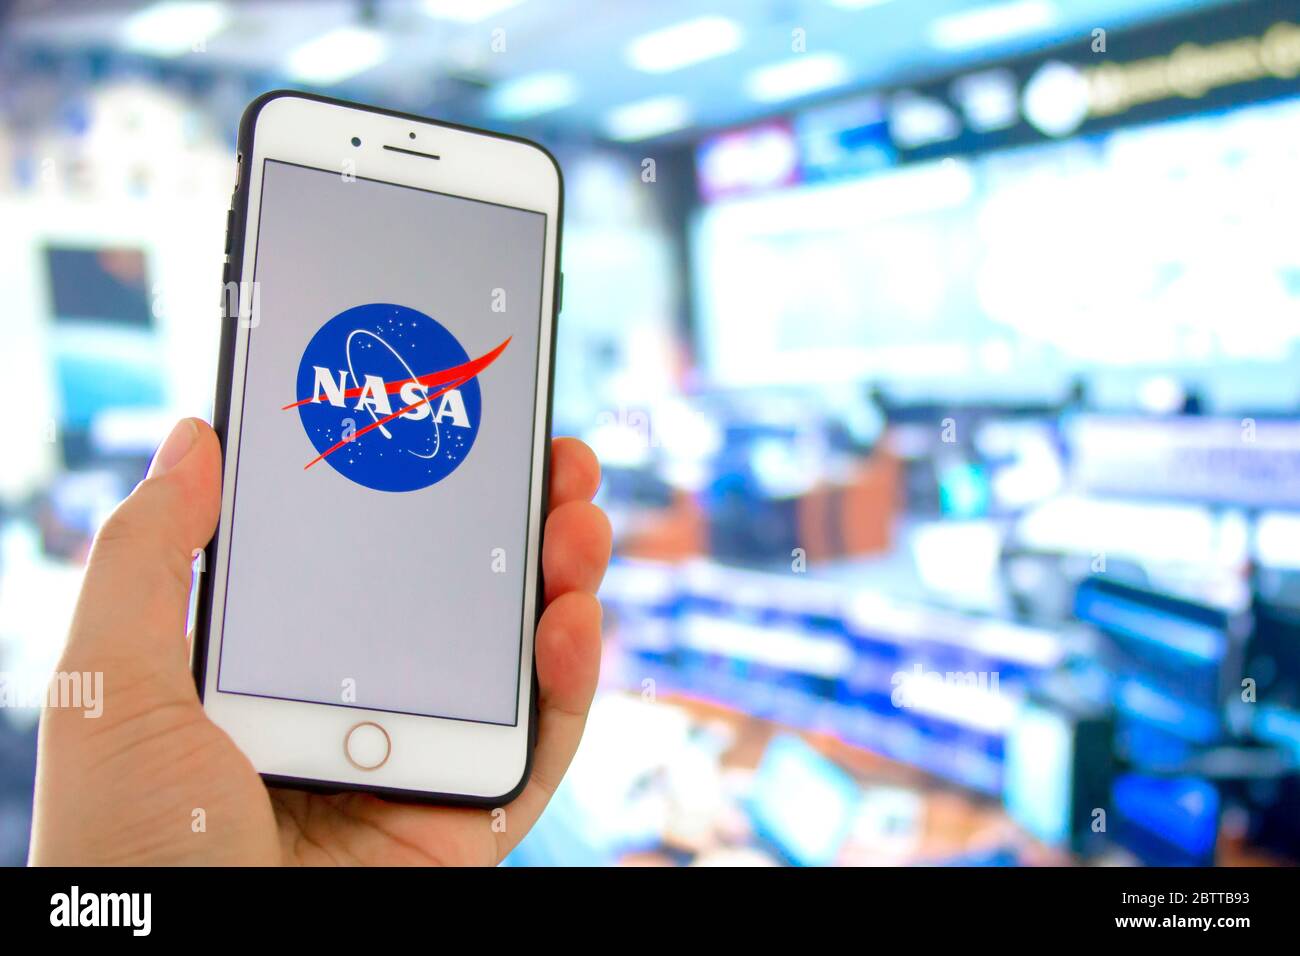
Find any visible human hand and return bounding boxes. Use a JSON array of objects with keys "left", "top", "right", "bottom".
[{"left": 29, "top": 418, "right": 611, "bottom": 865}]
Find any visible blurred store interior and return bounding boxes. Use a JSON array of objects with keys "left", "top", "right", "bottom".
[{"left": 3, "top": 0, "right": 1300, "bottom": 866}]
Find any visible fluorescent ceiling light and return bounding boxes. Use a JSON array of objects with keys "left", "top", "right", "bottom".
[
  {"left": 626, "top": 16, "right": 742, "bottom": 73},
  {"left": 605, "top": 96, "right": 691, "bottom": 141},
  {"left": 423, "top": 0, "right": 525, "bottom": 24},
  {"left": 745, "top": 53, "right": 850, "bottom": 103},
  {"left": 826, "top": 0, "right": 893, "bottom": 9},
  {"left": 285, "top": 27, "right": 388, "bottom": 84},
  {"left": 929, "top": 0, "right": 1056, "bottom": 51},
  {"left": 488, "top": 71, "right": 578, "bottom": 119},
  {"left": 121, "top": 1, "right": 228, "bottom": 57}
]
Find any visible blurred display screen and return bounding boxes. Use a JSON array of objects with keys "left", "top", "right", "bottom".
[
  {"left": 694, "top": 95, "right": 1300, "bottom": 406},
  {"left": 794, "top": 95, "right": 893, "bottom": 184},
  {"left": 1067, "top": 414, "right": 1300, "bottom": 508},
  {"left": 696, "top": 121, "right": 799, "bottom": 202},
  {"left": 51, "top": 340, "right": 166, "bottom": 432},
  {"left": 1075, "top": 577, "right": 1234, "bottom": 754},
  {"left": 746, "top": 735, "right": 860, "bottom": 866},
  {"left": 43, "top": 245, "right": 165, "bottom": 436},
  {"left": 1003, "top": 702, "right": 1074, "bottom": 846},
  {"left": 44, "top": 246, "right": 153, "bottom": 328},
  {"left": 1112, "top": 773, "right": 1220, "bottom": 866},
  {"left": 1075, "top": 577, "right": 1229, "bottom": 668}
]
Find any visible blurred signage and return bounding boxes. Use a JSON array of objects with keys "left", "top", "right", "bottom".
[
  {"left": 892, "top": 0, "right": 1300, "bottom": 162},
  {"left": 950, "top": 69, "right": 1020, "bottom": 133},
  {"left": 795, "top": 94, "right": 893, "bottom": 183},
  {"left": 1067, "top": 416, "right": 1300, "bottom": 509},
  {"left": 887, "top": 90, "right": 961, "bottom": 149},
  {"left": 697, "top": 0, "right": 1300, "bottom": 185},
  {"left": 1086, "top": 19, "right": 1300, "bottom": 121},
  {"left": 695, "top": 120, "right": 799, "bottom": 201}
]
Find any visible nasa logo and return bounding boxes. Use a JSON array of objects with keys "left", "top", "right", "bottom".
[{"left": 286, "top": 302, "right": 509, "bottom": 492}]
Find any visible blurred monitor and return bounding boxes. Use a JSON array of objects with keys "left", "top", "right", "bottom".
[
  {"left": 1003, "top": 697, "right": 1112, "bottom": 855},
  {"left": 43, "top": 244, "right": 166, "bottom": 467},
  {"left": 1074, "top": 576, "right": 1240, "bottom": 757},
  {"left": 703, "top": 421, "right": 813, "bottom": 564},
  {"left": 48, "top": 470, "right": 124, "bottom": 533},
  {"left": 44, "top": 246, "right": 152, "bottom": 328},
  {"left": 746, "top": 735, "right": 860, "bottom": 867},
  {"left": 1243, "top": 772, "right": 1300, "bottom": 863},
  {"left": 1244, "top": 598, "right": 1300, "bottom": 711},
  {"left": 51, "top": 341, "right": 166, "bottom": 434},
  {"left": 1004, "top": 704, "right": 1074, "bottom": 846},
  {"left": 1241, "top": 679, "right": 1300, "bottom": 861},
  {"left": 694, "top": 94, "right": 1300, "bottom": 409},
  {"left": 1111, "top": 773, "right": 1220, "bottom": 866},
  {"left": 676, "top": 564, "right": 848, "bottom": 720}
]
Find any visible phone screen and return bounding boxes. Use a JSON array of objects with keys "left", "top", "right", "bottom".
[{"left": 213, "top": 159, "right": 547, "bottom": 727}]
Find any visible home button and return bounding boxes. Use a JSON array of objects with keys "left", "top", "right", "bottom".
[{"left": 344, "top": 721, "right": 391, "bottom": 770}]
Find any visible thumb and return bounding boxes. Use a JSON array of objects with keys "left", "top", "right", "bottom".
[{"left": 62, "top": 418, "right": 223, "bottom": 696}]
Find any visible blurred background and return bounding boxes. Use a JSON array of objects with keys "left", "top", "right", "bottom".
[{"left": 2, "top": 0, "right": 1300, "bottom": 867}]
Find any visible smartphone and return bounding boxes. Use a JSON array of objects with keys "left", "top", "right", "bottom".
[{"left": 192, "top": 91, "right": 562, "bottom": 805}]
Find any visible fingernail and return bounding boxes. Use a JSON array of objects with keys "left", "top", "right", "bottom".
[{"left": 149, "top": 419, "right": 197, "bottom": 478}]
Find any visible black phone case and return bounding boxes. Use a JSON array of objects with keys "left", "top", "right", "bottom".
[{"left": 191, "top": 90, "right": 563, "bottom": 808}]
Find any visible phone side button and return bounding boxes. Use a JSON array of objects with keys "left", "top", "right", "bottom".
[
  {"left": 219, "top": 263, "right": 231, "bottom": 317},
  {"left": 344, "top": 721, "right": 391, "bottom": 770}
]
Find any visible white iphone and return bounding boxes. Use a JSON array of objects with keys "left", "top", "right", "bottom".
[{"left": 193, "top": 91, "right": 562, "bottom": 805}]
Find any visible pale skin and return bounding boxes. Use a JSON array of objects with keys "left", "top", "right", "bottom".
[{"left": 29, "top": 418, "right": 611, "bottom": 865}]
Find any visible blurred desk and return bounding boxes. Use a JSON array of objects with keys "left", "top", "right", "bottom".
[
  {"left": 627, "top": 693, "right": 1020, "bottom": 867},
  {"left": 610, "top": 693, "right": 1290, "bottom": 867}
]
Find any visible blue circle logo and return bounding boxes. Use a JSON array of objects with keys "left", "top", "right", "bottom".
[{"left": 287, "top": 303, "right": 508, "bottom": 492}]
